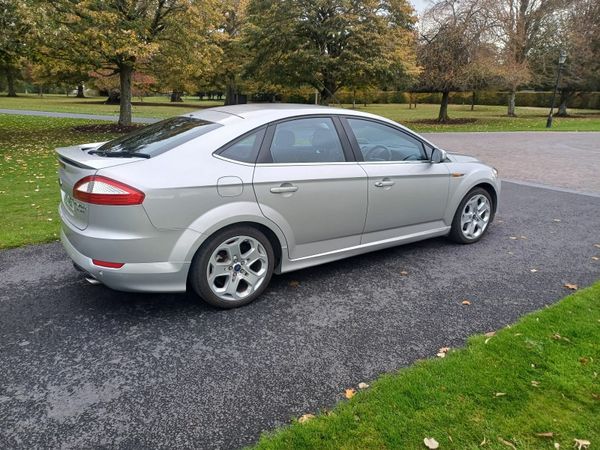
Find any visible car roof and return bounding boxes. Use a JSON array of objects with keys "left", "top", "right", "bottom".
[{"left": 186, "top": 103, "right": 382, "bottom": 123}]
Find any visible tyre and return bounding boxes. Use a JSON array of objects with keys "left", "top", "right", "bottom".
[
  {"left": 189, "top": 226, "right": 275, "bottom": 308},
  {"left": 448, "top": 187, "right": 494, "bottom": 244}
]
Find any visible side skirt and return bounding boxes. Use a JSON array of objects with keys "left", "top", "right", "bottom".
[{"left": 278, "top": 226, "right": 450, "bottom": 274}]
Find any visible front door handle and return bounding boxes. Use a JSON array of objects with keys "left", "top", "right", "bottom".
[
  {"left": 374, "top": 179, "right": 395, "bottom": 188},
  {"left": 270, "top": 184, "right": 299, "bottom": 194}
]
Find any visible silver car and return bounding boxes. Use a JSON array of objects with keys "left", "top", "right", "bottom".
[{"left": 57, "top": 104, "right": 500, "bottom": 308}]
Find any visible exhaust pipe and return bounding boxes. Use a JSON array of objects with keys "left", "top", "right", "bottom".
[
  {"left": 85, "top": 276, "right": 102, "bottom": 286},
  {"left": 73, "top": 262, "right": 102, "bottom": 285}
]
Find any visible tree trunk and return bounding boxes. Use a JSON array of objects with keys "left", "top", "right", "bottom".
[
  {"left": 507, "top": 89, "right": 517, "bottom": 117},
  {"left": 76, "top": 82, "right": 85, "bottom": 98},
  {"left": 438, "top": 91, "right": 450, "bottom": 123},
  {"left": 556, "top": 90, "right": 570, "bottom": 117},
  {"left": 224, "top": 77, "right": 237, "bottom": 105},
  {"left": 118, "top": 65, "right": 133, "bottom": 126},
  {"left": 471, "top": 91, "right": 476, "bottom": 111},
  {"left": 170, "top": 90, "right": 183, "bottom": 102},
  {"left": 6, "top": 68, "right": 17, "bottom": 97},
  {"left": 319, "top": 78, "right": 337, "bottom": 105}
]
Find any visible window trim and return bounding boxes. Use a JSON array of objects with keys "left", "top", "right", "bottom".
[
  {"left": 256, "top": 115, "right": 356, "bottom": 165},
  {"left": 213, "top": 125, "right": 267, "bottom": 164},
  {"left": 340, "top": 116, "right": 431, "bottom": 164}
]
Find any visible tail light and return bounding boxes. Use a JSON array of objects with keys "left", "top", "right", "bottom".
[{"left": 73, "top": 175, "right": 145, "bottom": 205}]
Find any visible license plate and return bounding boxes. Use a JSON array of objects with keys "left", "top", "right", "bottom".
[{"left": 62, "top": 191, "right": 86, "bottom": 216}]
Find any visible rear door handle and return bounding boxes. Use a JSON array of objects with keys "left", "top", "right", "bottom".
[
  {"left": 374, "top": 180, "right": 395, "bottom": 188},
  {"left": 270, "top": 185, "right": 299, "bottom": 194}
]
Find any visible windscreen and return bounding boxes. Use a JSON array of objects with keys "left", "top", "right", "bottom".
[{"left": 95, "top": 117, "right": 222, "bottom": 157}]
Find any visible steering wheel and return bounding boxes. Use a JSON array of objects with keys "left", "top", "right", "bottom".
[{"left": 364, "top": 145, "right": 392, "bottom": 162}]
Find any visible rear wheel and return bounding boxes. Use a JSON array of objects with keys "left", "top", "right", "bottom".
[
  {"left": 190, "top": 226, "right": 275, "bottom": 308},
  {"left": 449, "top": 188, "right": 493, "bottom": 244}
]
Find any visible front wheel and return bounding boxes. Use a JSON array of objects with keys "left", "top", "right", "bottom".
[
  {"left": 448, "top": 188, "right": 493, "bottom": 244},
  {"left": 189, "top": 226, "right": 275, "bottom": 308}
]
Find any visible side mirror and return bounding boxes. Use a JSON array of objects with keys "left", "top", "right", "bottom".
[{"left": 430, "top": 148, "right": 447, "bottom": 163}]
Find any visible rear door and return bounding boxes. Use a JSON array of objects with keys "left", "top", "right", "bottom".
[
  {"left": 341, "top": 117, "right": 450, "bottom": 244},
  {"left": 252, "top": 116, "right": 367, "bottom": 260}
]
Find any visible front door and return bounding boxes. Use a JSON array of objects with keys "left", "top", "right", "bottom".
[
  {"left": 342, "top": 117, "right": 450, "bottom": 244},
  {"left": 253, "top": 116, "right": 367, "bottom": 260}
]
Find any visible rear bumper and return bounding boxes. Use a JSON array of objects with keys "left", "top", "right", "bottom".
[{"left": 60, "top": 226, "right": 191, "bottom": 294}]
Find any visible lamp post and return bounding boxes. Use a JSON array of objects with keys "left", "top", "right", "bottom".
[{"left": 546, "top": 49, "right": 567, "bottom": 128}]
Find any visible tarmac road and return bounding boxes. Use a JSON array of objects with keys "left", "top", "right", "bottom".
[{"left": 1, "top": 181, "right": 600, "bottom": 449}]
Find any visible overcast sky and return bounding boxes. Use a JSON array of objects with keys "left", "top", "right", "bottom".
[{"left": 411, "top": 0, "right": 430, "bottom": 14}]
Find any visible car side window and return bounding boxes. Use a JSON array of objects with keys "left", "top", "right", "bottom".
[
  {"left": 346, "top": 118, "right": 427, "bottom": 162},
  {"left": 268, "top": 118, "right": 346, "bottom": 163},
  {"left": 218, "top": 128, "right": 265, "bottom": 163}
]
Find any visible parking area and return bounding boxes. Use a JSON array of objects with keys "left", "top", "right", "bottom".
[
  {"left": 2, "top": 131, "right": 600, "bottom": 448},
  {"left": 1, "top": 180, "right": 600, "bottom": 449},
  {"left": 423, "top": 131, "right": 600, "bottom": 195}
]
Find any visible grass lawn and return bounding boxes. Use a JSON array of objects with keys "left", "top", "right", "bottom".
[
  {"left": 0, "top": 114, "right": 125, "bottom": 248},
  {"left": 254, "top": 283, "right": 600, "bottom": 450},
  {"left": 354, "top": 103, "right": 600, "bottom": 132},
  {"left": 0, "top": 93, "right": 221, "bottom": 119},
  {"left": 1, "top": 93, "right": 599, "bottom": 131}
]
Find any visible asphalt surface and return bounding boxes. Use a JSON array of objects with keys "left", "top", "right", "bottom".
[
  {"left": 423, "top": 131, "right": 600, "bottom": 194},
  {"left": 1, "top": 181, "right": 600, "bottom": 449}
]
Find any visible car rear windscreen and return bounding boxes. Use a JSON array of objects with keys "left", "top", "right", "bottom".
[{"left": 95, "top": 117, "right": 222, "bottom": 157}]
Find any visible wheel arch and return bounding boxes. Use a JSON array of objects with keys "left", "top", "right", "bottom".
[
  {"left": 185, "top": 220, "right": 286, "bottom": 287},
  {"left": 472, "top": 182, "right": 498, "bottom": 214}
]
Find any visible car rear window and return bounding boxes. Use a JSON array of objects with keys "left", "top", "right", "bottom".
[{"left": 95, "top": 116, "right": 222, "bottom": 157}]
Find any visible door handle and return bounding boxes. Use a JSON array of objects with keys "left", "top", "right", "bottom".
[
  {"left": 374, "top": 180, "right": 395, "bottom": 188},
  {"left": 270, "top": 185, "right": 299, "bottom": 194}
]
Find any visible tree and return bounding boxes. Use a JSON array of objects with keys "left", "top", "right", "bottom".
[
  {"left": 244, "top": 0, "right": 417, "bottom": 104},
  {"left": 0, "top": 0, "right": 35, "bottom": 96},
  {"left": 418, "top": 0, "right": 496, "bottom": 122},
  {"left": 529, "top": 0, "right": 600, "bottom": 116},
  {"left": 44, "top": 0, "right": 219, "bottom": 125},
  {"left": 490, "top": 0, "right": 570, "bottom": 116}
]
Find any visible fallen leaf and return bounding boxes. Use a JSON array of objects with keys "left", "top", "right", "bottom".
[
  {"left": 552, "top": 219, "right": 561, "bottom": 222},
  {"left": 400, "top": 270, "right": 409, "bottom": 276},
  {"left": 573, "top": 439, "right": 591, "bottom": 450},
  {"left": 520, "top": 235, "right": 528, "bottom": 239},
  {"left": 462, "top": 300, "right": 471, "bottom": 305},
  {"left": 358, "top": 382, "right": 369, "bottom": 390},
  {"left": 289, "top": 280, "right": 300, "bottom": 288},
  {"left": 531, "top": 380, "right": 540, "bottom": 387},
  {"left": 344, "top": 388, "right": 356, "bottom": 399},
  {"left": 298, "top": 413, "right": 315, "bottom": 424},
  {"left": 437, "top": 347, "right": 450, "bottom": 358},
  {"left": 552, "top": 333, "right": 562, "bottom": 340},
  {"left": 592, "top": 256, "right": 599, "bottom": 261},
  {"left": 554, "top": 443, "right": 560, "bottom": 450},
  {"left": 530, "top": 268, "right": 538, "bottom": 273},
  {"left": 480, "top": 437, "right": 487, "bottom": 446},
  {"left": 509, "top": 236, "right": 518, "bottom": 240},
  {"left": 484, "top": 331, "right": 496, "bottom": 337},
  {"left": 423, "top": 437, "right": 439, "bottom": 449},
  {"left": 594, "top": 243, "right": 600, "bottom": 248},
  {"left": 579, "top": 357, "right": 589, "bottom": 365},
  {"left": 498, "top": 437, "right": 516, "bottom": 449},
  {"left": 535, "top": 432, "right": 554, "bottom": 437},
  {"left": 494, "top": 392, "right": 507, "bottom": 397},
  {"left": 564, "top": 283, "right": 578, "bottom": 290}
]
